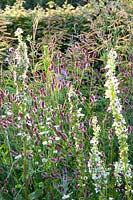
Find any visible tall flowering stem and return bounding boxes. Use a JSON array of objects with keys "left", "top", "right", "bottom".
[
  {"left": 104, "top": 50, "right": 132, "bottom": 198},
  {"left": 13, "top": 28, "right": 29, "bottom": 200},
  {"left": 14, "top": 28, "right": 29, "bottom": 93},
  {"left": 88, "top": 116, "right": 108, "bottom": 198},
  {"left": 67, "top": 85, "right": 87, "bottom": 196}
]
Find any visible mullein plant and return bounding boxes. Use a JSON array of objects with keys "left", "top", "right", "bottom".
[
  {"left": 88, "top": 116, "right": 109, "bottom": 199},
  {"left": 104, "top": 50, "right": 132, "bottom": 199}
]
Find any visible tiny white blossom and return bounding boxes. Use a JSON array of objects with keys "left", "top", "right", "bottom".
[
  {"left": 53, "top": 150, "right": 58, "bottom": 154},
  {"left": 39, "top": 131, "right": 48, "bottom": 135},
  {"left": 62, "top": 194, "right": 70, "bottom": 199},
  {"left": 15, "top": 154, "right": 22, "bottom": 159},
  {"left": 55, "top": 137, "right": 60, "bottom": 141},
  {"left": 6, "top": 111, "right": 13, "bottom": 116},
  {"left": 15, "top": 28, "right": 23, "bottom": 37},
  {"left": 42, "top": 141, "right": 48, "bottom": 145},
  {"left": 42, "top": 158, "right": 48, "bottom": 163},
  {"left": 48, "top": 140, "right": 52, "bottom": 144}
]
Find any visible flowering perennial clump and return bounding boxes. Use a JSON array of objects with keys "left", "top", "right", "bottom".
[
  {"left": 104, "top": 50, "right": 132, "bottom": 197},
  {"left": 1, "top": 2, "right": 133, "bottom": 197}
]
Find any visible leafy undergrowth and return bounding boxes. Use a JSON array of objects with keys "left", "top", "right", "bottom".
[{"left": 0, "top": 0, "right": 133, "bottom": 200}]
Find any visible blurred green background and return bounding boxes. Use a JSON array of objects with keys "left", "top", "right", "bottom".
[{"left": 0, "top": 0, "right": 87, "bottom": 9}]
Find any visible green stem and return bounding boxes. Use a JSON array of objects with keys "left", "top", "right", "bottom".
[
  {"left": 23, "top": 136, "right": 28, "bottom": 200},
  {"left": 5, "top": 130, "right": 13, "bottom": 165}
]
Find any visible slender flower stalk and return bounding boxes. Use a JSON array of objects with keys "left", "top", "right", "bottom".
[
  {"left": 13, "top": 28, "right": 29, "bottom": 200},
  {"left": 88, "top": 116, "right": 108, "bottom": 197},
  {"left": 67, "top": 85, "right": 87, "bottom": 194},
  {"left": 104, "top": 50, "right": 132, "bottom": 198},
  {"left": 23, "top": 135, "right": 28, "bottom": 200},
  {"left": 14, "top": 28, "right": 29, "bottom": 93}
]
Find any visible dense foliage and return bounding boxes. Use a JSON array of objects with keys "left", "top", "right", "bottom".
[
  {"left": 0, "top": 0, "right": 86, "bottom": 9},
  {"left": 0, "top": 0, "right": 133, "bottom": 199}
]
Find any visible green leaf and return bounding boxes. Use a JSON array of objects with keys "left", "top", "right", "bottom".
[
  {"left": 43, "top": 45, "right": 50, "bottom": 74},
  {"left": 28, "top": 189, "right": 43, "bottom": 200}
]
